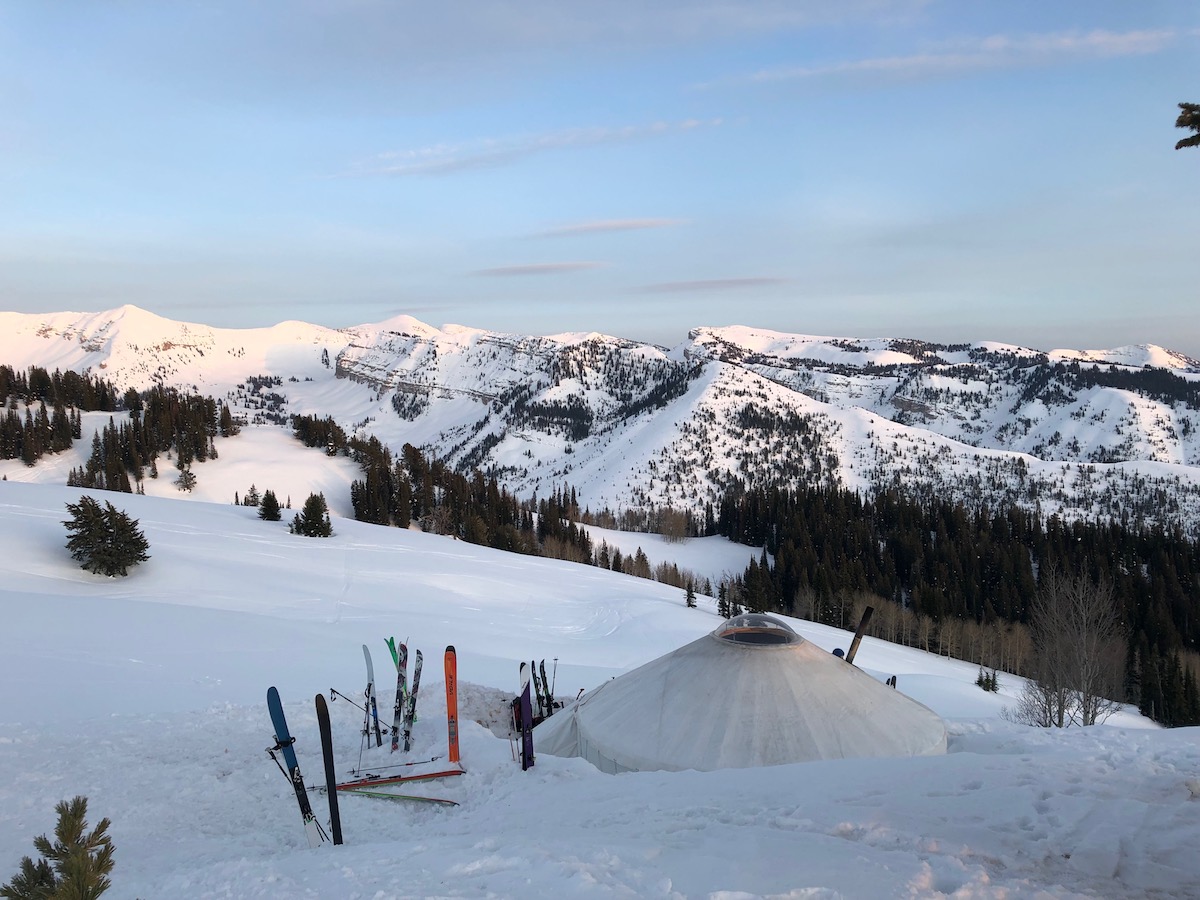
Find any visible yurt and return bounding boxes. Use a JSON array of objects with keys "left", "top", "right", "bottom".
[{"left": 535, "top": 613, "right": 947, "bottom": 774}]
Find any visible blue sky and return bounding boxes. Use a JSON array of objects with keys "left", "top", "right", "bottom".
[{"left": 2, "top": 1, "right": 1198, "bottom": 354}]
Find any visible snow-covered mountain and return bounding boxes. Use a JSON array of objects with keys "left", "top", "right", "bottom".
[{"left": 4, "top": 306, "right": 1200, "bottom": 533}]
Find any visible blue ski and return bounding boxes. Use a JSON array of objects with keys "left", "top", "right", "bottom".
[{"left": 267, "top": 686, "right": 327, "bottom": 847}]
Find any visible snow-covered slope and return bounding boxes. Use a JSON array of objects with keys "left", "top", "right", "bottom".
[
  {"left": 2, "top": 480, "right": 1196, "bottom": 899},
  {"left": 5, "top": 306, "right": 1200, "bottom": 534}
]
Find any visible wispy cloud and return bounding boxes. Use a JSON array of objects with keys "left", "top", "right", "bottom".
[
  {"left": 474, "top": 262, "right": 606, "bottom": 277},
  {"left": 536, "top": 218, "right": 687, "bottom": 238},
  {"left": 350, "top": 120, "right": 723, "bottom": 177},
  {"left": 642, "top": 277, "right": 789, "bottom": 292},
  {"left": 707, "top": 28, "right": 1183, "bottom": 87}
]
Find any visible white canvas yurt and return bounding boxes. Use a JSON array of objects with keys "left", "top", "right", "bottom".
[{"left": 535, "top": 613, "right": 947, "bottom": 774}]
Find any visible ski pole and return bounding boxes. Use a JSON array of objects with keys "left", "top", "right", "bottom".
[
  {"left": 347, "top": 755, "right": 441, "bottom": 777},
  {"left": 330, "top": 687, "right": 368, "bottom": 713}
]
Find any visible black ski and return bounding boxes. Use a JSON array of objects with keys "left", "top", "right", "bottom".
[
  {"left": 314, "top": 693, "right": 343, "bottom": 845},
  {"left": 519, "top": 676, "right": 535, "bottom": 770},
  {"left": 266, "top": 686, "right": 327, "bottom": 847},
  {"left": 539, "top": 659, "right": 554, "bottom": 715},
  {"left": 529, "top": 660, "right": 544, "bottom": 719},
  {"left": 402, "top": 649, "right": 423, "bottom": 752}
]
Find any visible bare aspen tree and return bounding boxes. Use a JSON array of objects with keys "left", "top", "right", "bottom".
[
  {"left": 1014, "top": 566, "right": 1126, "bottom": 727},
  {"left": 658, "top": 507, "right": 690, "bottom": 544}
]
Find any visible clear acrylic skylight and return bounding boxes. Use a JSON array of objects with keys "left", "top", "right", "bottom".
[{"left": 714, "top": 613, "right": 801, "bottom": 645}]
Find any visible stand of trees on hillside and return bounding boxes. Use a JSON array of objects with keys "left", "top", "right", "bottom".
[
  {"left": 65, "top": 387, "right": 231, "bottom": 493},
  {"left": 1, "top": 365, "right": 113, "bottom": 464},
  {"left": 293, "top": 415, "right": 711, "bottom": 589},
  {"left": 713, "top": 484, "right": 1200, "bottom": 727},
  {"left": 2, "top": 364, "right": 236, "bottom": 494}
]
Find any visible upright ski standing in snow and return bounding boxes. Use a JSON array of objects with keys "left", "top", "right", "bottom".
[
  {"left": 529, "top": 660, "right": 544, "bottom": 719},
  {"left": 403, "top": 648, "right": 423, "bottom": 752},
  {"left": 266, "top": 686, "right": 327, "bottom": 848},
  {"left": 314, "top": 693, "right": 343, "bottom": 845},
  {"left": 518, "top": 671, "right": 535, "bottom": 771},
  {"left": 444, "top": 645, "right": 460, "bottom": 765},
  {"left": 390, "top": 641, "right": 407, "bottom": 753},
  {"left": 540, "top": 659, "right": 554, "bottom": 715},
  {"left": 362, "top": 644, "right": 382, "bottom": 748}
]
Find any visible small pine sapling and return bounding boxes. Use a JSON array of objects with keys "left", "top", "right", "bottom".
[{"left": 0, "top": 795, "right": 115, "bottom": 900}]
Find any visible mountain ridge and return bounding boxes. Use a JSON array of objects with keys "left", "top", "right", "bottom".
[{"left": 3, "top": 305, "right": 1200, "bottom": 534}]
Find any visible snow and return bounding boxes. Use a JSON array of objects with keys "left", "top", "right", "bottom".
[
  {"left": 1049, "top": 345, "right": 1200, "bottom": 372},
  {"left": 2, "top": 462, "right": 1198, "bottom": 899}
]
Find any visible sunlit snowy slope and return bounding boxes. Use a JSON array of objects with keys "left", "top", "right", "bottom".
[{"left": 2, "top": 478, "right": 1198, "bottom": 899}]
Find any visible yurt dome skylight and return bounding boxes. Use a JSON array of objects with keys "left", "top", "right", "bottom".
[{"left": 714, "top": 613, "right": 801, "bottom": 645}]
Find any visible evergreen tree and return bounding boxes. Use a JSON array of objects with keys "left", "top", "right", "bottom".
[
  {"left": 291, "top": 492, "right": 333, "bottom": 537},
  {"left": 1176, "top": 102, "right": 1200, "bottom": 150},
  {"left": 259, "top": 490, "right": 282, "bottom": 522},
  {"left": 63, "top": 497, "right": 151, "bottom": 577},
  {"left": 174, "top": 459, "right": 196, "bottom": 493},
  {"left": 0, "top": 795, "right": 115, "bottom": 900},
  {"left": 685, "top": 583, "right": 697, "bottom": 609}
]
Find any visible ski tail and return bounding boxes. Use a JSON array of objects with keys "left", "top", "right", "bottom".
[
  {"left": 314, "top": 693, "right": 343, "bottom": 845},
  {"left": 445, "top": 645, "right": 460, "bottom": 765}
]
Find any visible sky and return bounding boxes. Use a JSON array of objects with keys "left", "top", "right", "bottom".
[{"left": 2, "top": 1, "right": 1198, "bottom": 355}]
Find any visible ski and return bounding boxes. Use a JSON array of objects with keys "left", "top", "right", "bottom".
[
  {"left": 445, "top": 645, "right": 460, "bottom": 765},
  {"left": 519, "top": 675, "right": 535, "bottom": 771},
  {"left": 386, "top": 636, "right": 398, "bottom": 669},
  {"left": 535, "top": 659, "right": 553, "bottom": 719},
  {"left": 266, "top": 686, "right": 327, "bottom": 848},
  {"left": 341, "top": 788, "right": 458, "bottom": 807},
  {"left": 540, "top": 659, "right": 554, "bottom": 715},
  {"left": 403, "top": 649, "right": 423, "bottom": 752},
  {"left": 390, "top": 642, "right": 408, "bottom": 753},
  {"left": 336, "top": 767, "right": 465, "bottom": 790},
  {"left": 314, "top": 692, "right": 343, "bottom": 845},
  {"left": 347, "top": 755, "right": 440, "bottom": 776},
  {"left": 528, "top": 661, "right": 543, "bottom": 719},
  {"left": 363, "top": 644, "right": 382, "bottom": 748}
]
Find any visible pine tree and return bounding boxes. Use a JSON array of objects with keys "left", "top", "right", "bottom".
[
  {"left": 1176, "top": 102, "right": 1200, "bottom": 150},
  {"left": 174, "top": 458, "right": 196, "bottom": 493},
  {"left": 290, "top": 492, "right": 333, "bottom": 537},
  {"left": 0, "top": 795, "right": 115, "bottom": 900},
  {"left": 63, "top": 497, "right": 151, "bottom": 577},
  {"left": 259, "top": 489, "right": 282, "bottom": 522},
  {"left": 685, "top": 583, "right": 697, "bottom": 608}
]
